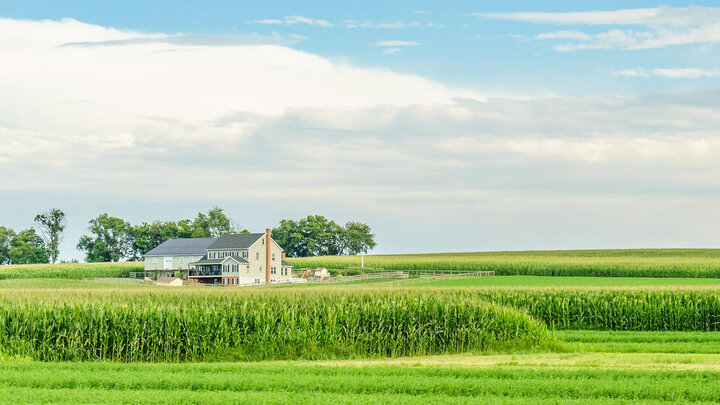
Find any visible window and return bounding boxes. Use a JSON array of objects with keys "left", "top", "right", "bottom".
[
  {"left": 242, "top": 251, "right": 248, "bottom": 258},
  {"left": 246, "top": 266, "right": 250, "bottom": 273},
  {"left": 256, "top": 252, "right": 259, "bottom": 260},
  {"left": 272, "top": 253, "right": 275, "bottom": 261},
  {"left": 224, "top": 278, "right": 229, "bottom": 285},
  {"left": 180, "top": 257, "right": 184, "bottom": 264}
]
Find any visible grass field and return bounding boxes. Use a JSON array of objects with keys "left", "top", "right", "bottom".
[
  {"left": 288, "top": 249, "right": 720, "bottom": 278},
  {"left": 3, "top": 330, "right": 720, "bottom": 404}
]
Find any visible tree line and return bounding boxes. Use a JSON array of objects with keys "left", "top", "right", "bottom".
[
  {"left": 0, "top": 209, "right": 67, "bottom": 265},
  {"left": 0, "top": 207, "right": 375, "bottom": 264}
]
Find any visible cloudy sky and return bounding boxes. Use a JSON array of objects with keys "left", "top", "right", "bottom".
[{"left": 2, "top": 1, "right": 720, "bottom": 260}]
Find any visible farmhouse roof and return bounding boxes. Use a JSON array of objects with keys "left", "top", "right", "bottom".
[
  {"left": 207, "top": 233, "right": 265, "bottom": 250},
  {"left": 191, "top": 255, "right": 249, "bottom": 265},
  {"left": 144, "top": 238, "right": 217, "bottom": 256},
  {"left": 156, "top": 277, "right": 180, "bottom": 283},
  {"left": 281, "top": 260, "right": 292, "bottom": 267}
]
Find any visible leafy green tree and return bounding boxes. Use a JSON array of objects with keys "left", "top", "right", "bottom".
[
  {"left": 128, "top": 221, "right": 182, "bottom": 261},
  {"left": 76, "top": 214, "right": 132, "bottom": 262},
  {"left": 271, "top": 219, "right": 304, "bottom": 258},
  {"left": 8, "top": 228, "right": 50, "bottom": 264},
  {"left": 0, "top": 226, "right": 16, "bottom": 265},
  {"left": 191, "top": 207, "right": 234, "bottom": 237},
  {"left": 272, "top": 215, "right": 374, "bottom": 257},
  {"left": 34, "top": 208, "right": 66, "bottom": 263},
  {"left": 342, "top": 221, "right": 376, "bottom": 254}
]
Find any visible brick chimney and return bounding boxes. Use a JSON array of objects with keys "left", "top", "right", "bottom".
[
  {"left": 281, "top": 252, "right": 286, "bottom": 260},
  {"left": 265, "top": 228, "right": 271, "bottom": 284}
]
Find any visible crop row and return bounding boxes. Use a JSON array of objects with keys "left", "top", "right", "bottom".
[
  {"left": 1, "top": 360, "right": 720, "bottom": 404},
  {"left": 467, "top": 288, "right": 720, "bottom": 331},
  {"left": 0, "top": 262, "right": 139, "bottom": 280},
  {"left": 0, "top": 290, "right": 549, "bottom": 362}
]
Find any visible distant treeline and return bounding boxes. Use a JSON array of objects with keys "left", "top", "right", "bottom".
[{"left": 0, "top": 207, "right": 375, "bottom": 264}]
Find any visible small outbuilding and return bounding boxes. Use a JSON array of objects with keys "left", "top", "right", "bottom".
[{"left": 155, "top": 277, "right": 183, "bottom": 287}]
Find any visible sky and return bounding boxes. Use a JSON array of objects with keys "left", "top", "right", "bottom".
[{"left": 1, "top": 1, "right": 720, "bottom": 260}]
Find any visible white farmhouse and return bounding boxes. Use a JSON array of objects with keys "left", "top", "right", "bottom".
[{"left": 143, "top": 229, "right": 292, "bottom": 286}]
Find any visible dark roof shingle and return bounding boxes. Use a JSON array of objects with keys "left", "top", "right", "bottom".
[
  {"left": 207, "top": 233, "right": 265, "bottom": 250},
  {"left": 145, "top": 238, "right": 217, "bottom": 256}
]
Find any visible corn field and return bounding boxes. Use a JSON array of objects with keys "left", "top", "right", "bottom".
[
  {"left": 0, "top": 289, "right": 550, "bottom": 362},
  {"left": 468, "top": 288, "right": 720, "bottom": 331}
]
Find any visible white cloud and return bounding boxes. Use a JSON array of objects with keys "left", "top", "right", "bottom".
[
  {"left": 247, "top": 15, "right": 333, "bottom": 27},
  {"left": 374, "top": 40, "right": 420, "bottom": 46},
  {"left": 484, "top": 6, "right": 720, "bottom": 51},
  {"left": 474, "top": 6, "right": 720, "bottom": 26},
  {"left": 4, "top": 17, "right": 720, "bottom": 255},
  {"left": 383, "top": 47, "right": 402, "bottom": 55},
  {"left": 534, "top": 30, "right": 590, "bottom": 40},
  {"left": 613, "top": 68, "right": 720, "bottom": 79},
  {"left": 344, "top": 20, "right": 424, "bottom": 29}
]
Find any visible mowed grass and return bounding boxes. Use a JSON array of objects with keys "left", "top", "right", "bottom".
[
  {"left": 288, "top": 248, "right": 720, "bottom": 278},
  {"left": 3, "top": 350, "right": 720, "bottom": 404}
]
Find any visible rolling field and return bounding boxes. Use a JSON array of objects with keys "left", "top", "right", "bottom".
[
  {"left": 288, "top": 249, "right": 720, "bottom": 277},
  {"left": 1, "top": 255, "right": 720, "bottom": 404}
]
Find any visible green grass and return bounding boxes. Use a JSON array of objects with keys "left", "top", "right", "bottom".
[
  {"left": 0, "top": 262, "right": 142, "bottom": 280},
  {"left": 2, "top": 352, "right": 720, "bottom": 404},
  {"left": 556, "top": 330, "right": 720, "bottom": 354},
  {"left": 288, "top": 249, "right": 720, "bottom": 278}
]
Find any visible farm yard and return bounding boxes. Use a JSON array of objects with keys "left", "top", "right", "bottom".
[{"left": 1, "top": 249, "right": 720, "bottom": 403}]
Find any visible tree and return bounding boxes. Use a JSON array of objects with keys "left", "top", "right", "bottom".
[
  {"left": 271, "top": 219, "right": 304, "bottom": 258},
  {"left": 76, "top": 214, "right": 132, "bottom": 262},
  {"left": 0, "top": 226, "right": 16, "bottom": 264},
  {"left": 34, "top": 208, "right": 66, "bottom": 263},
  {"left": 127, "top": 221, "right": 182, "bottom": 261},
  {"left": 272, "top": 215, "right": 375, "bottom": 257},
  {"left": 191, "top": 207, "right": 233, "bottom": 237},
  {"left": 342, "top": 221, "right": 376, "bottom": 254},
  {"left": 8, "top": 228, "right": 50, "bottom": 264}
]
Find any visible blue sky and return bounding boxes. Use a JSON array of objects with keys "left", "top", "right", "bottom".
[{"left": 1, "top": 2, "right": 720, "bottom": 259}]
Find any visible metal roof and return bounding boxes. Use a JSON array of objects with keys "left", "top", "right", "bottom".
[
  {"left": 281, "top": 260, "right": 293, "bottom": 267},
  {"left": 207, "top": 233, "right": 265, "bottom": 250},
  {"left": 144, "top": 238, "right": 217, "bottom": 256}
]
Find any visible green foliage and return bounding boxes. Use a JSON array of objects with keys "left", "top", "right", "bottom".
[
  {"left": 8, "top": 229, "right": 49, "bottom": 265},
  {"left": 76, "top": 214, "right": 132, "bottom": 262},
  {"left": 288, "top": 249, "right": 720, "bottom": 278},
  {"left": 272, "top": 215, "right": 375, "bottom": 257},
  {"left": 128, "top": 220, "right": 185, "bottom": 261},
  {"left": 0, "top": 226, "right": 15, "bottom": 265},
  {"left": 0, "top": 289, "right": 550, "bottom": 362},
  {"left": 191, "top": 206, "right": 235, "bottom": 238},
  {"left": 127, "top": 207, "right": 244, "bottom": 259},
  {"left": 33, "top": 208, "right": 66, "bottom": 264}
]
